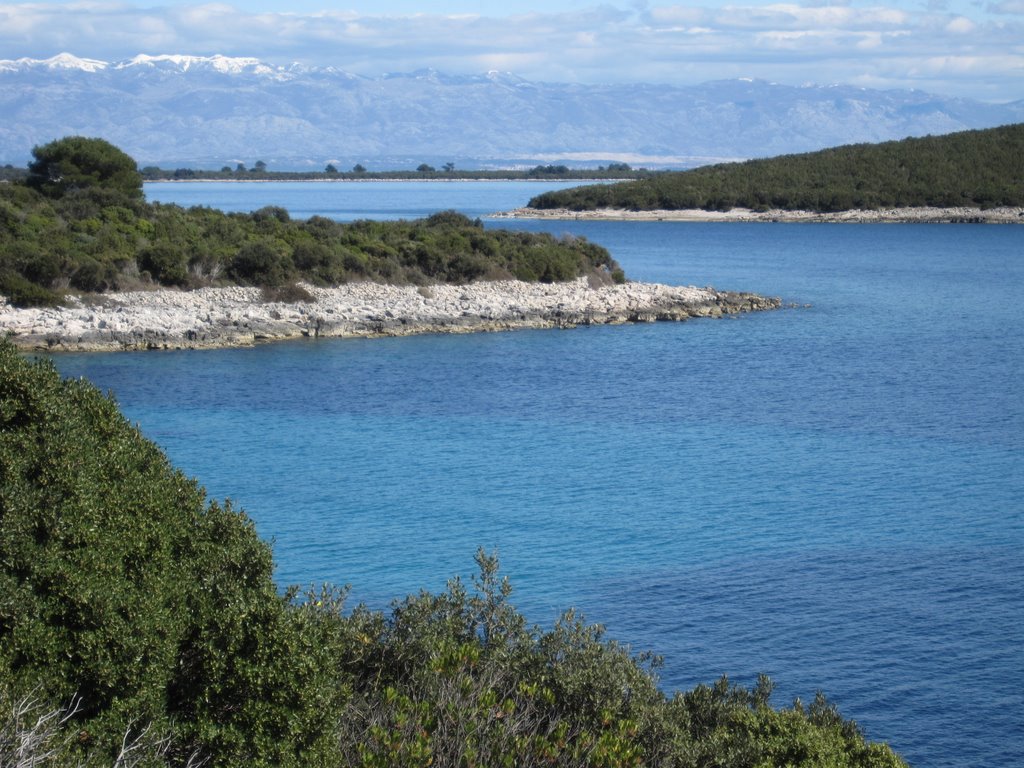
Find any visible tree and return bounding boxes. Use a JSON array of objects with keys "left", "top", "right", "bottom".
[
  {"left": 352, "top": 163, "right": 366, "bottom": 174},
  {"left": 26, "top": 136, "right": 142, "bottom": 201},
  {"left": 443, "top": 162, "right": 455, "bottom": 173},
  {"left": 253, "top": 160, "right": 267, "bottom": 172},
  {"left": 416, "top": 163, "right": 435, "bottom": 173},
  {"left": 325, "top": 163, "right": 339, "bottom": 174},
  {"left": 235, "top": 163, "right": 246, "bottom": 173}
]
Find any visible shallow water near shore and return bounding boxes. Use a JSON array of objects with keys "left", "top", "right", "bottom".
[{"left": 52, "top": 185, "right": 1024, "bottom": 768}]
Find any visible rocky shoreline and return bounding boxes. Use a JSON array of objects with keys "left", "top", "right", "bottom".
[
  {"left": 1, "top": 279, "right": 781, "bottom": 352},
  {"left": 495, "top": 205, "right": 1024, "bottom": 224}
]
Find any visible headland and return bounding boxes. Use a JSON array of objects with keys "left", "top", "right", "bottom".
[
  {"left": 1, "top": 279, "right": 781, "bottom": 352},
  {"left": 495, "top": 206, "right": 1024, "bottom": 223}
]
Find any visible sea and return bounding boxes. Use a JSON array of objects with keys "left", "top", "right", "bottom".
[{"left": 49, "top": 181, "right": 1023, "bottom": 767}]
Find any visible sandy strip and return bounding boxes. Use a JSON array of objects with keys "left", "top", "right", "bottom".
[
  {"left": 1, "top": 278, "right": 781, "bottom": 352},
  {"left": 494, "top": 206, "right": 1024, "bottom": 223}
]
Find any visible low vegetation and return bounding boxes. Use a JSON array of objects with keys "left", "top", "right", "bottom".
[
  {"left": 0, "top": 341, "right": 908, "bottom": 767},
  {"left": 528, "top": 124, "right": 1024, "bottom": 213},
  {"left": 0, "top": 137, "right": 622, "bottom": 308}
]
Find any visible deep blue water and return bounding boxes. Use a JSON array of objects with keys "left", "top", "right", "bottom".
[{"left": 50, "top": 184, "right": 1024, "bottom": 767}]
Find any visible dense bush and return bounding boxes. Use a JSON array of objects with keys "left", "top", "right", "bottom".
[
  {"left": 0, "top": 342, "right": 908, "bottom": 767},
  {"left": 0, "top": 342, "right": 349, "bottom": 766},
  {"left": 138, "top": 243, "right": 189, "bottom": 286},
  {"left": 26, "top": 137, "right": 143, "bottom": 203},
  {"left": 1, "top": 139, "right": 623, "bottom": 308},
  {"left": 530, "top": 123, "right": 1024, "bottom": 213}
]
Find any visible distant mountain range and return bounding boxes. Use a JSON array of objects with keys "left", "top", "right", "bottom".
[{"left": 2, "top": 53, "right": 1022, "bottom": 170}]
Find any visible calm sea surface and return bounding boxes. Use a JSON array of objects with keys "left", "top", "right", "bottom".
[{"left": 53, "top": 183, "right": 1023, "bottom": 767}]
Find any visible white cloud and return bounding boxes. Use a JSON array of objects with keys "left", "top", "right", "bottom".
[
  {"left": 945, "top": 15, "right": 976, "bottom": 32},
  {"left": 987, "top": 0, "right": 1024, "bottom": 13},
  {"left": 0, "top": 2, "right": 1021, "bottom": 101}
]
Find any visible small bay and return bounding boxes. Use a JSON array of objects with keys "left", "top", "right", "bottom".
[{"left": 53, "top": 182, "right": 1024, "bottom": 768}]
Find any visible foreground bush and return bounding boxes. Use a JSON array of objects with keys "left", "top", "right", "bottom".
[
  {"left": 0, "top": 342, "right": 907, "bottom": 766},
  {"left": 0, "top": 341, "right": 348, "bottom": 766}
]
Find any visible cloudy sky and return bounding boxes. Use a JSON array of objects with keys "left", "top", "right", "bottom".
[{"left": 1, "top": 0, "right": 1021, "bottom": 102}]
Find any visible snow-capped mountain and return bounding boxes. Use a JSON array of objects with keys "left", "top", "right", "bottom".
[
  {"left": 0, "top": 53, "right": 109, "bottom": 73},
  {"left": 2, "top": 53, "right": 1021, "bottom": 168}
]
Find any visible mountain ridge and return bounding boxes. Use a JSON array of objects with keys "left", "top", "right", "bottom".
[{"left": 3, "top": 53, "right": 1022, "bottom": 168}]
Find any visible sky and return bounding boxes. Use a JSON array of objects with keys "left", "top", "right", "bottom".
[{"left": 1, "top": 1, "right": 1022, "bottom": 102}]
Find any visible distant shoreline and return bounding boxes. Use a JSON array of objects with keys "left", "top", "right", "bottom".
[
  {"left": 495, "top": 206, "right": 1024, "bottom": 224},
  {"left": 1, "top": 279, "right": 781, "bottom": 352},
  {"left": 144, "top": 177, "right": 613, "bottom": 184}
]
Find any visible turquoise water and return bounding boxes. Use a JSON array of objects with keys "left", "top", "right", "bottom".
[{"left": 51, "top": 185, "right": 1024, "bottom": 767}]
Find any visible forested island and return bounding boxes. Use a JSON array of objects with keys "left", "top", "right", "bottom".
[
  {"left": 0, "top": 137, "right": 625, "bottom": 309},
  {"left": 524, "top": 124, "right": 1024, "bottom": 216},
  {"left": 0, "top": 341, "right": 907, "bottom": 767}
]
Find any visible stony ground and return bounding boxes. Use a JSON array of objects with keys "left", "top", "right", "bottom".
[
  {"left": 1, "top": 278, "right": 781, "bottom": 352},
  {"left": 496, "top": 206, "right": 1024, "bottom": 223}
]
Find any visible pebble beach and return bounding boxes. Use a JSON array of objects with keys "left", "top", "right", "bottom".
[
  {"left": 1, "top": 278, "right": 782, "bottom": 352},
  {"left": 495, "top": 205, "right": 1024, "bottom": 223}
]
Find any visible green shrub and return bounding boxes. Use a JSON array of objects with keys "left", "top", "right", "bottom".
[
  {"left": 69, "top": 256, "right": 115, "bottom": 292},
  {"left": 0, "top": 269, "right": 63, "bottom": 307},
  {"left": 0, "top": 342, "right": 347, "bottom": 767},
  {"left": 139, "top": 243, "right": 189, "bottom": 286},
  {"left": 228, "top": 241, "right": 294, "bottom": 287}
]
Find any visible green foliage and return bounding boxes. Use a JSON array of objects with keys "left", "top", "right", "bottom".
[
  {"left": 0, "top": 343, "right": 908, "bottom": 767},
  {"left": 228, "top": 240, "right": 294, "bottom": 287},
  {"left": 138, "top": 243, "right": 188, "bottom": 286},
  {"left": 26, "top": 137, "right": 143, "bottom": 203},
  {"left": 0, "top": 342, "right": 348, "bottom": 767},
  {"left": 530, "top": 123, "right": 1024, "bottom": 213},
  {"left": 2, "top": 139, "right": 624, "bottom": 307},
  {"left": 334, "top": 549, "right": 906, "bottom": 768},
  {"left": 0, "top": 270, "right": 63, "bottom": 308}
]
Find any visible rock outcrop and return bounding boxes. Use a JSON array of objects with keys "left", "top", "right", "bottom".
[
  {"left": 0, "top": 279, "right": 781, "bottom": 352},
  {"left": 498, "top": 206, "right": 1024, "bottom": 224}
]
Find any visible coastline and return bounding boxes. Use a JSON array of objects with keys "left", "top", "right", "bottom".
[
  {"left": 495, "top": 205, "right": 1024, "bottom": 223},
  {"left": 143, "top": 177, "right": 618, "bottom": 184},
  {"left": 1, "top": 279, "right": 781, "bottom": 352}
]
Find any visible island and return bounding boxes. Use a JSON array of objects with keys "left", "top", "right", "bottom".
[
  {"left": 0, "top": 137, "right": 779, "bottom": 351},
  {"left": 513, "top": 124, "right": 1024, "bottom": 222}
]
